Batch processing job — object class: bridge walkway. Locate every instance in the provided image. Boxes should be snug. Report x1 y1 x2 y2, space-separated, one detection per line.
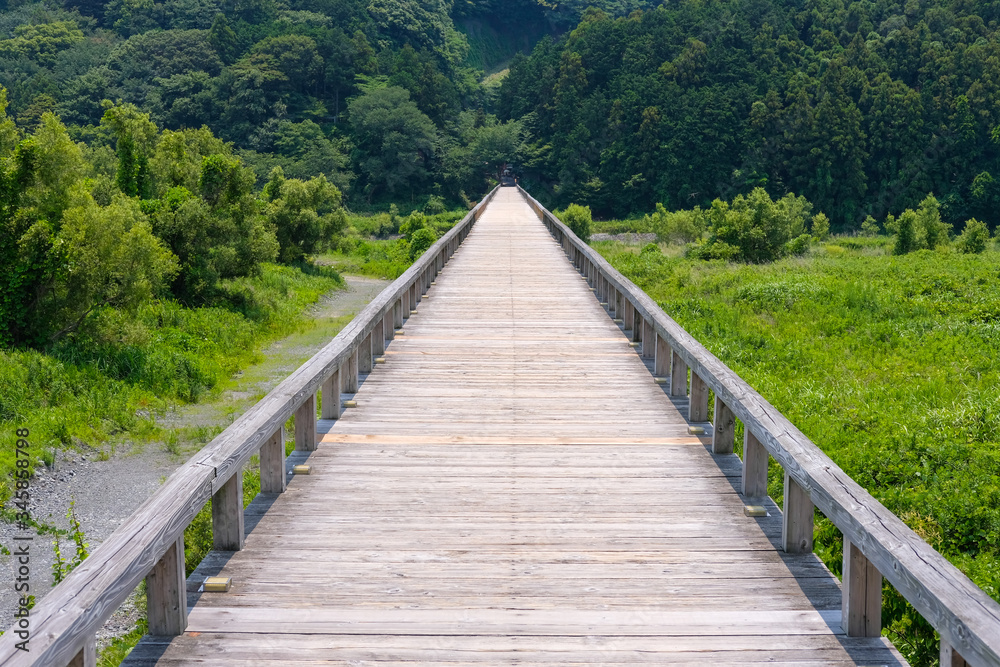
126 188 904 664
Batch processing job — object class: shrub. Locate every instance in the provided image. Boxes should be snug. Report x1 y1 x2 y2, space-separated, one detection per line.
956 218 990 254
646 203 702 244
696 188 810 263
893 210 918 255
860 216 880 236
409 227 438 259
560 203 592 243
811 212 830 240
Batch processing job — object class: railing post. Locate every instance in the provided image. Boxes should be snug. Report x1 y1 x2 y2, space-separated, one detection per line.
409 282 418 308
941 641 970 667
842 539 882 637
631 310 642 342
321 368 341 420
68 637 96 667
359 332 373 373
383 311 394 343
623 299 635 336
212 471 244 550
259 428 286 493
742 430 768 498
146 536 187 636
345 349 359 393
655 334 670 376
689 371 709 422
712 396 735 454
642 319 654 358
670 350 687 397
373 318 386 356
782 472 814 553
394 297 404 328
294 393 317 451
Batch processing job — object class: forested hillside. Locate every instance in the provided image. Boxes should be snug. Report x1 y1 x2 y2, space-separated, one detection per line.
499 0 1000 230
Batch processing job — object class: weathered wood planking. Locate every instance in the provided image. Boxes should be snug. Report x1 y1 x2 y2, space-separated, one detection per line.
122 188 904 666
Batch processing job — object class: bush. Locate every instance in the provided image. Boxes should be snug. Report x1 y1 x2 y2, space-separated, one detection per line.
695 188 811 263
560 203 592 243
956 218 990 254
811 212 830 240
893 210 918 255
646 203 702 244
409 227 438 259
860 215 880 236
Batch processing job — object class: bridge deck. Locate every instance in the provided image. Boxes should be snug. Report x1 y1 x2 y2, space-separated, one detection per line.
127 189 904 664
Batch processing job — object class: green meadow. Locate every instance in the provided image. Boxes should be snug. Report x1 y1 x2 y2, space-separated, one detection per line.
595 237 1000 664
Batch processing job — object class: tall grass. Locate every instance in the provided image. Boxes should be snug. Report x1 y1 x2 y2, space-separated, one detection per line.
597 239 1000 665
0 263 342 506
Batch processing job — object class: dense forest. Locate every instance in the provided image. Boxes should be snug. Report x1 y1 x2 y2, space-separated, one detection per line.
500 0 1000 231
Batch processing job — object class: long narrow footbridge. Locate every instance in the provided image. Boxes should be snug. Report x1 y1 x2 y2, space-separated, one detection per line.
4 188 1000 666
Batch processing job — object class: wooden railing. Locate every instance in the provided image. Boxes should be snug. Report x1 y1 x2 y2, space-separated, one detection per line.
0 186 500 667
519 186 1000 667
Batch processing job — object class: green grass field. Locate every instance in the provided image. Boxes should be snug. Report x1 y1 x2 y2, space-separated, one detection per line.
595 237 1000 664
0 263 343 507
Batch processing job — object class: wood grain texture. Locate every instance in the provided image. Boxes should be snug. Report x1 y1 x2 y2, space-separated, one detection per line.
211 472 244 551
712 395 735 455
783 471 814 555
519 186 1000 666
146 537 187 636
122 189 903 666
842 539 882 637
258 429 285 494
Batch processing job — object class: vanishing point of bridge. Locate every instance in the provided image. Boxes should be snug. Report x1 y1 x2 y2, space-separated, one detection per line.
3 188 999 666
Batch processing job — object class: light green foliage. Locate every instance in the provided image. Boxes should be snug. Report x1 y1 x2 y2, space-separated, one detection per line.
692 189 810 263
262 167 347 263
0 21 85 66
558 203 592 243
51 500 88 585
409 226 438 259
0 263 341 506
861 216 880 236
892 195 952 255
811 212 830 241
40 191 178 341
598 241 1000 667
956 218 990 254
645 203 702 244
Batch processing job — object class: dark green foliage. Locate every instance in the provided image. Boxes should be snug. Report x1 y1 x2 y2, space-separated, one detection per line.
408 226 437 259
499 0 1000 230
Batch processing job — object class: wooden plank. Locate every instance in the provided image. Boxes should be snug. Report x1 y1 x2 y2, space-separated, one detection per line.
842 539 882 637
783 471 814 554
689 371 708 422
294 393 316 452
712 396 735 454
146 536 187 636
258 429 285 494
742 430 769 499
320 368 340 420
211 471 244 551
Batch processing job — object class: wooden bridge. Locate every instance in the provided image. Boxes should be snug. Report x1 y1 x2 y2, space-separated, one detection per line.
3 188 1000 666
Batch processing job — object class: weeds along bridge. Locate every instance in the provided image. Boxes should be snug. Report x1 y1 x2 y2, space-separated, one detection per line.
4 187 1000 666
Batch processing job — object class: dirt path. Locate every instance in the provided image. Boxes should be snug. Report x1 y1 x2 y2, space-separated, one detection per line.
0 275 389 638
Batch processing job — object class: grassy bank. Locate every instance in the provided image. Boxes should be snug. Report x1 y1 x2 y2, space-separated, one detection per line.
316 209 466 279
0 263 343 507
595 237 1000 665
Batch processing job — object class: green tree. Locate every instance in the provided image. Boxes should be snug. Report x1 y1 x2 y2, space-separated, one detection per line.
347 86 437 200
559 203 592 243
956 218 990 254
261 167 347 263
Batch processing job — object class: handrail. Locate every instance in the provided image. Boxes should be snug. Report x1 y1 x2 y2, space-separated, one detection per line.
0 185 501 667
518 185 1000 667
